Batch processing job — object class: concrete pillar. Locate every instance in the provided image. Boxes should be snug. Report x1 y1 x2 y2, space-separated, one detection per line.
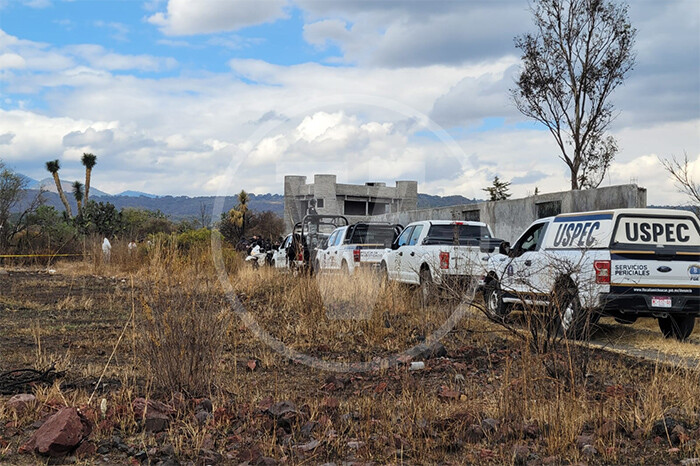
313 174 338 216
284 175 306 232
395 180 418 211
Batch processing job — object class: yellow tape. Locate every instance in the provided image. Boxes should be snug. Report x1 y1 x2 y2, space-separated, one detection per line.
0 254 86 258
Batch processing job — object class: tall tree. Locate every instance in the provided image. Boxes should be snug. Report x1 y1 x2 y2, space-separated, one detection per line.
81 153 97 202
237 190 249 238
45 159 73 217
483 176 512 201
72 181 84 216
512 0 636 190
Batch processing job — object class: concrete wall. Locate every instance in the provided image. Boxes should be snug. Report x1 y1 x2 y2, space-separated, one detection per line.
370 184 647 243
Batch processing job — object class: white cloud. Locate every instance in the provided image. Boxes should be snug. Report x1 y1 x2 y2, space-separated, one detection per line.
94 21 130 42
303 19 351 50
0 53 25 69
148 0 288 36
65 44 178 72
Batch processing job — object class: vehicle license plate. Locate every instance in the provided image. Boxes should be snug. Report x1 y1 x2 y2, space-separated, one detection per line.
651 296 672 308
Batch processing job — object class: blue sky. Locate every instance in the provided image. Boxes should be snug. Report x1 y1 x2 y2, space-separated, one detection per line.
0 0 698 205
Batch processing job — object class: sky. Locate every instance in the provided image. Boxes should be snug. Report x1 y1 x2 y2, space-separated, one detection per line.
0 0 698 205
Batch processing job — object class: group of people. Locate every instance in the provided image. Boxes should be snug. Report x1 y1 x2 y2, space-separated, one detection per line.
100 237 142 264
236 235 281 255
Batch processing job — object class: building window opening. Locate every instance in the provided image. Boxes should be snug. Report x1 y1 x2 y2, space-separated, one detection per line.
344 200 366 215
463 210 480 222
537 200 561 218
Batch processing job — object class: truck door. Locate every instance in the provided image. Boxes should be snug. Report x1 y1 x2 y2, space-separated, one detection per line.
323 230 340 270
503 221 550 296
401 225 424 284
387 226 414 281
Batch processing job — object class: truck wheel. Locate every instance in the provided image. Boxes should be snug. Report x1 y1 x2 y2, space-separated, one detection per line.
483 279 510 321
379 262 389 285
340 261 350 275
658 315 695 340
419 268 435 307
552 284 599 340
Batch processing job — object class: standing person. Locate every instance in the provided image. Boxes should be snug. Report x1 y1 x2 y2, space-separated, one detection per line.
102 237 112 264
307 198 318 215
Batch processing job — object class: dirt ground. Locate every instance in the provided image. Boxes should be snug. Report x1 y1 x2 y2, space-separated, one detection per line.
1 265 700 465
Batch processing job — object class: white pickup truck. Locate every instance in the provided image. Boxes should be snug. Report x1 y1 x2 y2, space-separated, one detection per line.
316 223 403 275
484 208 700 340
380 220 501 304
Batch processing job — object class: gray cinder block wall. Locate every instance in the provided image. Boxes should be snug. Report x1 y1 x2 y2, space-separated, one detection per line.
371 184 647 243
283 174 418 232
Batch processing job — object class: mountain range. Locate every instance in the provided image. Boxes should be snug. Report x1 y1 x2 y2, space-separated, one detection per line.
16 174 478 220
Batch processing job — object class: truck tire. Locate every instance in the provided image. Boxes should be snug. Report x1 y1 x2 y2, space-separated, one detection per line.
379 262 389 285
419 267 435 307
340 261 350 275
483 279 510 321
552 282 599 340
658 315 695 341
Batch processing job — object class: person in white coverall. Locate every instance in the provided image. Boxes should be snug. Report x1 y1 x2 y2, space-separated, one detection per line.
102 237 112 264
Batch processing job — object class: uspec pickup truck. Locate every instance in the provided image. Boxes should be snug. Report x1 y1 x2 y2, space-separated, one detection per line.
316 223 403 274
380 220 502 305
483 208 700 340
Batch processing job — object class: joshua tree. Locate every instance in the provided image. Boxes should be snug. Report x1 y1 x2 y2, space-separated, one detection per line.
45 159 72 217
81 153 97 202
237 190 249 237
72 181 84 215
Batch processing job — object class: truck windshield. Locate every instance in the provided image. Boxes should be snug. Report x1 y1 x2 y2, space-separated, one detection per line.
347 225 398 247
425 224 492 245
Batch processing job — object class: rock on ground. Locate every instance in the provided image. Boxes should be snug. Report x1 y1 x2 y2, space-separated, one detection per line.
6 393 36 415
20 407 92 456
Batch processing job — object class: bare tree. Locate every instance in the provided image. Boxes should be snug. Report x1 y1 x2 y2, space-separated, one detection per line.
512 0 636 190
0 161 44 249
198 201 211 228
661 153 700 214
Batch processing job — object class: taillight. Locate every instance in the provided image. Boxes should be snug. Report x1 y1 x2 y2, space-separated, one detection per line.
594 260 611 284
439 251 450 269
353 249 361 262
297 252 303 261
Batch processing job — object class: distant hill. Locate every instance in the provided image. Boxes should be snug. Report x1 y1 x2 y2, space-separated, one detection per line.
11 171 482 220
20 190 285 220
116 190 160 198
34 177 111 197
417 193 480 208
16 190 481 221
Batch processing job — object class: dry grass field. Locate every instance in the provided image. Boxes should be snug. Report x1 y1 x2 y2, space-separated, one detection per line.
1 241 700 465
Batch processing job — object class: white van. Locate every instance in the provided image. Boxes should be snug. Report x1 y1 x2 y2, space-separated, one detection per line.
484 208 700 340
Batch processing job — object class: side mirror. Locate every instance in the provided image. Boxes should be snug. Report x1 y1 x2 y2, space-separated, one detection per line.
499 241 511 256
391 240 400 250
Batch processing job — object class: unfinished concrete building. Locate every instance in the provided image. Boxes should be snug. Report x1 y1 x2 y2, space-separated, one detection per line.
284 174 418 232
